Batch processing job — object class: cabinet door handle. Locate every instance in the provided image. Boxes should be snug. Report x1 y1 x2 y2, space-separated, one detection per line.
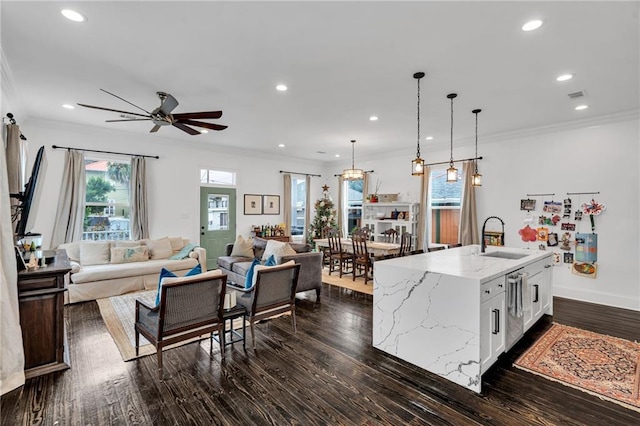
544 264 551 268
492 309 500 334
533 284 539 303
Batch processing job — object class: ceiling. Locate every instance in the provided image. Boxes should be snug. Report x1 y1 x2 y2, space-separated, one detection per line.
2 1 638 162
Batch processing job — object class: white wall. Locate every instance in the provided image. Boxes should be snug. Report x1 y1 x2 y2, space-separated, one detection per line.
323 116 640 311
22 118 324 247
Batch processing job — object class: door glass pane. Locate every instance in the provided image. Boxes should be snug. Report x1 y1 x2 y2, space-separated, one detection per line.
207 194 229 231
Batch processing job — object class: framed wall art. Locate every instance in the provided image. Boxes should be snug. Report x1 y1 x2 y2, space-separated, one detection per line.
262 195 280 215
244 194 262 215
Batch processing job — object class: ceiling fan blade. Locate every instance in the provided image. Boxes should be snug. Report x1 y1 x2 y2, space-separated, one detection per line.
172 122 201 135
150 125 162 133
158 93 179 115
172 111 223 120
100 88 151 114
177 119 228 131
77 103 150 118
105 118 152 122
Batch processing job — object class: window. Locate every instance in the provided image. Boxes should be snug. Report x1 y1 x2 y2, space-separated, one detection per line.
83 159 131 240
200 169 236 185
290 176 306 239
428 168 464 245
343 178 363 234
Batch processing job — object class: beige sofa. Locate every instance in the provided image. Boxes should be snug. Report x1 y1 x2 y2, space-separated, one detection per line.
59 237 206 304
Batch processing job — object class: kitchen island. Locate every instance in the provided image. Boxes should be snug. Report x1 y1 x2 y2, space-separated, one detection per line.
373 245 553 393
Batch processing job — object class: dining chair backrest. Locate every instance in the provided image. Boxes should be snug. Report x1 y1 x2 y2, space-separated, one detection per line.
351 230 369 259
399 232 412 256
327 228 343 254
381 228 398 244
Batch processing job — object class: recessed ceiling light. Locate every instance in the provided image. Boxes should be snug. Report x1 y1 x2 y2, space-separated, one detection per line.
61 9 87 23
369 116 378 121
276 84 287 91
335 154 340 158
522 20 542 31
278 144 285 148
199 129 209 134
575 105 589 111
556 74 573 82
62 104 75 110
425 136 434 140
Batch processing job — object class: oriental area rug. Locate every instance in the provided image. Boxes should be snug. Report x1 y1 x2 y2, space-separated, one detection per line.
514 323 640 412
97 290 244 361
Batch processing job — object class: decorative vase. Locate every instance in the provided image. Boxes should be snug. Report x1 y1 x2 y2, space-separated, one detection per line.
370 195 378 203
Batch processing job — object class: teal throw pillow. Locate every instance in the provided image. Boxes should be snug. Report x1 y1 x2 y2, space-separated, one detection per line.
155 264 202 306
265 254 277 266
244 258 261 289
168 243 197 260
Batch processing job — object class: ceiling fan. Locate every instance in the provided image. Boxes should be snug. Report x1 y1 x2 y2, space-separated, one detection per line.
78 89 228 135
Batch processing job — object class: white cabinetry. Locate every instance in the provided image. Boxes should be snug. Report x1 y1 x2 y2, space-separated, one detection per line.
480 276 506 374
523 258 551 331
362 202 419 243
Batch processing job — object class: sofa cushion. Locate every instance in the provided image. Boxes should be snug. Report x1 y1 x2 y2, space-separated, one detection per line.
110 246 149 264
289 242 311 253
147 237 173 260
155 264 202 306
168 236 185 253
114 240 140 248
58 241 80 262
231 260 254 277
70 258 198 284
230 235 254 258
217 255 248 271
262 240 297 262
80 241 112 266
252 237 269 260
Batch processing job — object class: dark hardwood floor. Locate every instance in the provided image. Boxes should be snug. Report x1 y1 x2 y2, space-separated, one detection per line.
2 285 639 425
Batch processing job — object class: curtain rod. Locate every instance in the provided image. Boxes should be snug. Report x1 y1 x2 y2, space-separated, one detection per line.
424 156 483 167
52 145 159 159
333 170 374 177
4 113 27 140
566 191 600 196
279 170 321 177
526 193 555 197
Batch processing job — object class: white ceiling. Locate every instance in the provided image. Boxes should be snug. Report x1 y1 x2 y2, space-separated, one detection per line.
2 1 638 162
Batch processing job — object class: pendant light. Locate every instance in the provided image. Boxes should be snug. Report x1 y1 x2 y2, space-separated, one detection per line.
472 108 483 187
446 93 458 182
411 72 426 176
342 139 364 180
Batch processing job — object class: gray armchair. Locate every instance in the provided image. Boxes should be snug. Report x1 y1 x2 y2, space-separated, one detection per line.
235 263 300 349
135 271 227 379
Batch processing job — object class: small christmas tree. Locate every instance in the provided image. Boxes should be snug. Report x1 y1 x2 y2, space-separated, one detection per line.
308 185 338 243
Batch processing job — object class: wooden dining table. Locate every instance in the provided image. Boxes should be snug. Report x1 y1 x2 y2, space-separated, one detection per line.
313 238 401 257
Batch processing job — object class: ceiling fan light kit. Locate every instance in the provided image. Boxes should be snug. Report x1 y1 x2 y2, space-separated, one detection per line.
411 71 426 176
78 89 227 135
446 93 459 183
343 139 364 181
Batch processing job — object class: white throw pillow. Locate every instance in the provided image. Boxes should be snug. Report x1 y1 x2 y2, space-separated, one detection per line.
79 241 111 266
110 246 149 264
58 241 80 262
252 260 296 287
230 235 254 258
261 240 297 262
169 236 185 253
147 237 173 260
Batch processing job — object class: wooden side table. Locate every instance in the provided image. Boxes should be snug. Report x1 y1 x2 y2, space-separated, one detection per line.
17 249 71 379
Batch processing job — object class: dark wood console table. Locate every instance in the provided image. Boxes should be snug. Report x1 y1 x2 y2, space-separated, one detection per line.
17 249 71 379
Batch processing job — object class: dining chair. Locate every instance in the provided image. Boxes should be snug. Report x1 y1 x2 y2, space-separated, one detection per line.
381 228 398 244
398 232 413 257
235 263 300 349
352 230 373 284
135 271 227 380
327 228 353 278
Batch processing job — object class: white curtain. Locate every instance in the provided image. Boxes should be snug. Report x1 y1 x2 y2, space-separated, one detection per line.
459 161 480 245
304 175 311 242
283 174 292 237
130 156 149 240
336 176 344 237
50 150 86 248
417 166 430 251
5 124 27 234
1 125 25 395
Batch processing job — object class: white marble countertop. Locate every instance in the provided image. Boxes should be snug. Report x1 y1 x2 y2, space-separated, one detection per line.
377 245 551 283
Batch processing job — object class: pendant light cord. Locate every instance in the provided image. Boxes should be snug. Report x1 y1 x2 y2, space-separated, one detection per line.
351 140 356 169
416 78 421 158
474 111 479 172
449 96 454 165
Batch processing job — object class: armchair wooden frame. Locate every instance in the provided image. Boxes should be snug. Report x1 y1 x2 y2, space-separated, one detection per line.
135 273 227 380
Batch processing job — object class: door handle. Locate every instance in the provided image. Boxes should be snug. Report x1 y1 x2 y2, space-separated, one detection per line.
492 309 500 334
201 232 205 236
201 226 205 230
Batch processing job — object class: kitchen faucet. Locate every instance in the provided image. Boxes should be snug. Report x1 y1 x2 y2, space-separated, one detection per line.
481 216 505 253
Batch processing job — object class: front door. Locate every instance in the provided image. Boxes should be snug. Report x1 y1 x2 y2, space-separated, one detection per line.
200 187 236 269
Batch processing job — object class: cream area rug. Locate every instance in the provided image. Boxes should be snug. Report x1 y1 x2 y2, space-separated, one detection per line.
322 269 373 295
515 323 640 413
97 290 244 361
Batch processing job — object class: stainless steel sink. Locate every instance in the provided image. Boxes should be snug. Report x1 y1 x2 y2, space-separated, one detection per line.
481 251 529 260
